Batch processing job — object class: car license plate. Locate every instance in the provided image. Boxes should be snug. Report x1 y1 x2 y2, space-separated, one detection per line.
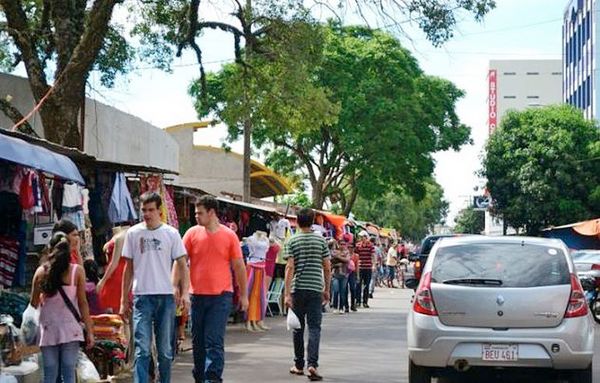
482 344 519 361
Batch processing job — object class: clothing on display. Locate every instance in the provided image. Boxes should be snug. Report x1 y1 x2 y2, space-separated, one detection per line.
269 217 290 241
246 265 266 322
140 175 179 228
246 232 269 265
62 182 85 231
108 172 138 224
0 236 19 287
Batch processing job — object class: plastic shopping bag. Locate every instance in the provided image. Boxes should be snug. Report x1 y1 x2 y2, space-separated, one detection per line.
286 309 301 331
77 351 101 383
20 304 40 346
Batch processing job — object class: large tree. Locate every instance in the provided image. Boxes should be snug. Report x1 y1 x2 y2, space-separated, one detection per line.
0 0 134 147
352 181 449 241
194 23 471 213
482 105 600 235
153 0 495 201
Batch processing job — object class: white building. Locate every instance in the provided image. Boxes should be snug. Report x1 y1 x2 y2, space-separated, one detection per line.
0 73 179 173
563 0 597 119
485 60 563 235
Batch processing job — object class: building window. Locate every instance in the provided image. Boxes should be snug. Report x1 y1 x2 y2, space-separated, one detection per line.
503 96 517 99
526 96 540 99
503 72 516 75
526 72 540 75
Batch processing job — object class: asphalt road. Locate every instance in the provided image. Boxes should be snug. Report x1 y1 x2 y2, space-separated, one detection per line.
168 287 600 383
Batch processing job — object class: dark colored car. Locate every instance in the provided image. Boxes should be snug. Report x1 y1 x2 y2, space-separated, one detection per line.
414 234 465 281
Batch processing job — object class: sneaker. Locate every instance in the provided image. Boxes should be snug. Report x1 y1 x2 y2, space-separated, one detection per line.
363 303 370 308
338 309 344 315
344 308 349 313
350 306 357 312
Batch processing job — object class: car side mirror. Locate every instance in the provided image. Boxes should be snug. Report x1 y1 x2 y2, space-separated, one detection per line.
405 278 419 290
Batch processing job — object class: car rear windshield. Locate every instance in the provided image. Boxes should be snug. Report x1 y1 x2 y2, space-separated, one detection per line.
431 243 570 288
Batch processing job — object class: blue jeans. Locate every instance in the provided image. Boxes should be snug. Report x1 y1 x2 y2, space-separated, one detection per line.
190 292 233 383
133 294 176 383
345 272 357 309
41 341 79 383
331 274 348 310
292 289 323 369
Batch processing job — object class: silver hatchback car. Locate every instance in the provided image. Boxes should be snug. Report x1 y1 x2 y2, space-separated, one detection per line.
407 236 594 383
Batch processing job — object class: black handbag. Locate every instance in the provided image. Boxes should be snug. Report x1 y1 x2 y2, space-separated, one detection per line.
58 286 87 347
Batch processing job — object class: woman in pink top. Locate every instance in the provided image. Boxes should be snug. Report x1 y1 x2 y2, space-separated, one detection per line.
30 232 94 383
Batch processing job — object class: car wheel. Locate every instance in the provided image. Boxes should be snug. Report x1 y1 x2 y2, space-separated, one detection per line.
568 364 592 383
409 359 431 383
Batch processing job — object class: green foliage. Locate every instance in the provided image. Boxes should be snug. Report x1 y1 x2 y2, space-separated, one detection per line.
352 181 449 241
281 191 312 208
454 208 485 234
0 1 136 87
482 105 600 235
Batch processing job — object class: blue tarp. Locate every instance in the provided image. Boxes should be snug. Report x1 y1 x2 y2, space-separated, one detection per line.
0 132 84 184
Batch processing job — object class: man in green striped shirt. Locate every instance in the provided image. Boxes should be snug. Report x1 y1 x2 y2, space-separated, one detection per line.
284 208 332 381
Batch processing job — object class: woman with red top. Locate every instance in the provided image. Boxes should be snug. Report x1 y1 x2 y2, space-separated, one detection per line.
52 219 82 266
96 226 129 314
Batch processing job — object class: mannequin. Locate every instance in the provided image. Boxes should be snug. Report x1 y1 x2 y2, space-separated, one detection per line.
245 230 270 332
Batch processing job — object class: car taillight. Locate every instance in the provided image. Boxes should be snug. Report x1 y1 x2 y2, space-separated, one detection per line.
565 273 588 318
592 264 600 271
413 272 437 316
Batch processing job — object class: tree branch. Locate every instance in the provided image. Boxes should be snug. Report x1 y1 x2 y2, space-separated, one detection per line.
0 0 49 100
58 0 119 98
0 97 38 137
272 137 317 186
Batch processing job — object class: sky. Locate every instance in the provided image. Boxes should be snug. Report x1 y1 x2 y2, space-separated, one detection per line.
86 0 567 223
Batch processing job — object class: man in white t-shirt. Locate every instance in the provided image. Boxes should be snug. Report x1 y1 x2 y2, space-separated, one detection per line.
120 192 189 383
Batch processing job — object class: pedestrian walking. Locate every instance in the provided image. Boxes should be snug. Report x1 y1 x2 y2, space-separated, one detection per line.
30 232 94 383
119 192 190 383
284 208 332 381
345 243 359 312
330 240 350 314
386 242 398 288
355 231 375 308
182 195 249 383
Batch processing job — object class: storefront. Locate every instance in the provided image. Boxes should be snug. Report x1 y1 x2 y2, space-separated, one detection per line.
0 129 178 379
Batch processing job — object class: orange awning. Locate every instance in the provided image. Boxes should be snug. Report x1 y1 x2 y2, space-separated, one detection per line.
573 218 600 236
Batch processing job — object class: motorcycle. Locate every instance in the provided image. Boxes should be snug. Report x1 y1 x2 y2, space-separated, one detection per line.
579 274 600 324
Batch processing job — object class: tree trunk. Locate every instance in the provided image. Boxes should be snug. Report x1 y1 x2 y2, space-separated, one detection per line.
343 185 359 216
242 118 252 202
39 91 83 149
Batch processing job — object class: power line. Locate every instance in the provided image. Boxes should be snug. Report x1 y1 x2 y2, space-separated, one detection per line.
456 18 562 37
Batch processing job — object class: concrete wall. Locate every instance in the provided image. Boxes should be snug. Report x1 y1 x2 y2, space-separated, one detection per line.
167 125 243 196
0 73 178 172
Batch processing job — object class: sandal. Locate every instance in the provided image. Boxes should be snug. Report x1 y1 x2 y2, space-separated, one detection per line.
307 367 323 381
289 366 304 375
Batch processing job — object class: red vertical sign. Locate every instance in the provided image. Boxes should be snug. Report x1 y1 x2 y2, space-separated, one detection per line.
488 69 497 135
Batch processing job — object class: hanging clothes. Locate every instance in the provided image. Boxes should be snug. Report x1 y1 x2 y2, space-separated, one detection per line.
108 172 138 224
0 236 19 287
51 179 64 220
62 182 85 231
140 174 168 224
164 185 178 229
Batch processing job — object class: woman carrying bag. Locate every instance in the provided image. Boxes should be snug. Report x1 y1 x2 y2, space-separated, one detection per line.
29 232 94 383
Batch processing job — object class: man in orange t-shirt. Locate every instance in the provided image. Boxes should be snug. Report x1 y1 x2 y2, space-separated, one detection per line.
183 195 248 383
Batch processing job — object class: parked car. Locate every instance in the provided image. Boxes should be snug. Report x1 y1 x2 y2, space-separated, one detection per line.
407 236 594 383
572 249 600 275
